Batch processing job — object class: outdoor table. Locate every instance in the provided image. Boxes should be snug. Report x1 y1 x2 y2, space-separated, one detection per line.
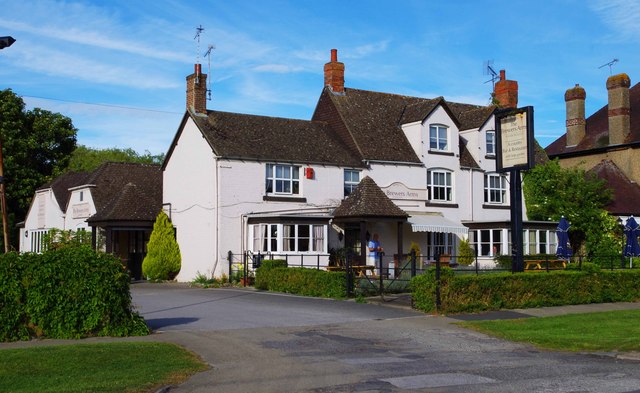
524 260 567 270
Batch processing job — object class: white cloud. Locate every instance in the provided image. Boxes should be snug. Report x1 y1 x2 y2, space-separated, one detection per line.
11 44 180 89
0 18 189 63
589 0 640 40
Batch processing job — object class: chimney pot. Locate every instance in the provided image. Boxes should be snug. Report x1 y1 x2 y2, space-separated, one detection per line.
565 84 586 146
499 69 506 81
607 73 631 145
324 49 345 94
186 64 207 114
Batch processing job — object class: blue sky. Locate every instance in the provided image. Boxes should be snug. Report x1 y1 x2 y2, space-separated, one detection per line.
1 0 639 155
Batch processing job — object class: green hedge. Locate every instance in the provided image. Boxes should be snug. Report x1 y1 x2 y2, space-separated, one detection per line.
0 246 149 341
411 268 640 314
255 263 346 299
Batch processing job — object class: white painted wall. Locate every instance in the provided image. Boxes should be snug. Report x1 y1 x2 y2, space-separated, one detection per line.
20 189 65 252
64 188 94 231
163 117 217 281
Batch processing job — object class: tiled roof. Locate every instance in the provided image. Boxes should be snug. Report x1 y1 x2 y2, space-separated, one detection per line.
459 137 480 169
84 162 162 224
546 82 640 156
38 171 89 210
588 160 640 215
192 110 363 167
185 87 497 168
455 105 495 131
332 176 408 219
319 88 424 162
88 182 159 222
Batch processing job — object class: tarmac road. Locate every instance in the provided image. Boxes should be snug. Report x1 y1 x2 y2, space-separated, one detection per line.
130 283 640 393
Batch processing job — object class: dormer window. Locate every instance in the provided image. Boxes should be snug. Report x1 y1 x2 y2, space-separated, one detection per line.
486 130 496 156
429 125 448 151
266 164 300 195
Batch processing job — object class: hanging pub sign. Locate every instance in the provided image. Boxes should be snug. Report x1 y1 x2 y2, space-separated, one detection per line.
495 106 535 172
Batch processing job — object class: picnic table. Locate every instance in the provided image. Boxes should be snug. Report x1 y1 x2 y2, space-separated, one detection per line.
524 259 567 270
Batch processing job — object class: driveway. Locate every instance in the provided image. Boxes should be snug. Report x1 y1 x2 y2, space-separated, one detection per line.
131 283 640 392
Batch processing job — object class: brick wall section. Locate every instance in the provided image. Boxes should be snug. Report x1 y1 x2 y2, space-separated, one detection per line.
607 73 631 145
565 84 586 146
494 70 518 109
323 49 345 93
186 64 208 114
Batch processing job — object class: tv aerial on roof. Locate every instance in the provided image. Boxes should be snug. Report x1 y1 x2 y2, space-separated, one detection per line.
483 60 498 86
204 44 215 101
598 58 619 75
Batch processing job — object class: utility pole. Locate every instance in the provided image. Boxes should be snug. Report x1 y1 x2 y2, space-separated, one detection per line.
1 36 15 252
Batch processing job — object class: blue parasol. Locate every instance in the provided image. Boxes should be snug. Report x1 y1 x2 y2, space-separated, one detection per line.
556 216 572 260
624 216 640 268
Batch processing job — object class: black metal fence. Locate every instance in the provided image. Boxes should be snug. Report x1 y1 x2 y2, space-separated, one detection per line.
226 250 638 297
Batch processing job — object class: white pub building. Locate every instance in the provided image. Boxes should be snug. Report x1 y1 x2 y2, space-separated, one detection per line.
163 50 556 281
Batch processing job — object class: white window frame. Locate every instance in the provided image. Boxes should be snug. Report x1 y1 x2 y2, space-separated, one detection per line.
427 169 453 202
265 164 300 195
486 130 496 156
250 223 327 254
344 169 360 197
429 124 449 151
484 173 507 204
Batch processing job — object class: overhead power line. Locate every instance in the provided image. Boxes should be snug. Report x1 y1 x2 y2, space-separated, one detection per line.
20 94 183 115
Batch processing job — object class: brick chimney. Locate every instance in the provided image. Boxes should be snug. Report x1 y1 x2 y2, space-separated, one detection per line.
606 73 631 145
493 70 518 109
186 64 208 115
565 84 586 146
324 49 345 94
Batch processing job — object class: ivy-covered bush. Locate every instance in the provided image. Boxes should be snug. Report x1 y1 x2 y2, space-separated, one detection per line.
256 264 346 299
0 252 28 341
142 211 181 280
0 246 149 342
411 268 640 314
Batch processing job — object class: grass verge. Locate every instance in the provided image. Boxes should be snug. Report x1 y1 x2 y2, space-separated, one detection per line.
459 310 640 352
0 341 208 393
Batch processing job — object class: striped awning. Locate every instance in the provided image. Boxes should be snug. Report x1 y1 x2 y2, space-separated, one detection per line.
409 214 468 235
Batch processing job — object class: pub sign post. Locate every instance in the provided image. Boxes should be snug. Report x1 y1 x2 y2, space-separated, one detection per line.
495 106 535 273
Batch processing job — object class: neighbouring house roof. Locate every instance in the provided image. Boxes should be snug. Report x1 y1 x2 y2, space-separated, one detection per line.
190 110 363 167
546 82 640 156
588 160 640 216
37 171 89 210
83 162 162 225
332 176 408 220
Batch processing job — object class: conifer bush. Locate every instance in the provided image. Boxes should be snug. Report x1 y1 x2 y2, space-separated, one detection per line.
142 212 181 280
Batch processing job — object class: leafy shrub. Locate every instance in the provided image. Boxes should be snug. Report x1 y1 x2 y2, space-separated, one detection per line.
255 266 346 298
457 238 475 266
142 212 181 280
0 253 28 341
0 246 149 341
42 228 92 251
411 269 640 314
261 259 288 269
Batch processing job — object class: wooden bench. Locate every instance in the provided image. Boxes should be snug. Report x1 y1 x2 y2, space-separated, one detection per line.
525 259 567 270
352 265 376 277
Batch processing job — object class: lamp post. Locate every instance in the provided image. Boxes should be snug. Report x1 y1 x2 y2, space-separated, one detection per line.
0 36 15 252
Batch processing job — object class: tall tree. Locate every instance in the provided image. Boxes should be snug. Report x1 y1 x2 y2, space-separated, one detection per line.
66 145 164 172
523 159 616 255
0 89 77 248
